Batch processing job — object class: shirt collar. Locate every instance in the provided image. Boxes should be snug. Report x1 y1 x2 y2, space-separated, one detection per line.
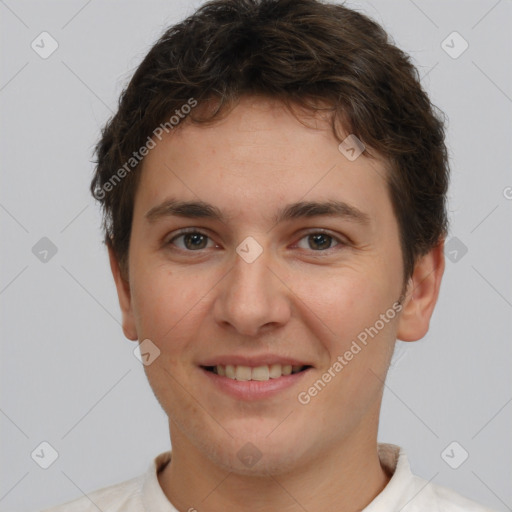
141 450 176 511
364 443 440 512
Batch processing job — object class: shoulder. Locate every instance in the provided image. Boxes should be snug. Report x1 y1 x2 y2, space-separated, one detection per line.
428 480 496 512
372 444 496 512
41 474 144 512
41 451 173 512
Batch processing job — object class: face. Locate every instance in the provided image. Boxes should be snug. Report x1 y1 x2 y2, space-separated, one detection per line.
110 96 442 475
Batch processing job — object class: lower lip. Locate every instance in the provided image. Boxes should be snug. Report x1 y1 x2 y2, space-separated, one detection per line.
199 367 312 400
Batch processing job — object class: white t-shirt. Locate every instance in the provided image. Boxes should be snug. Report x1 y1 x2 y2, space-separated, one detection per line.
42 443 495 511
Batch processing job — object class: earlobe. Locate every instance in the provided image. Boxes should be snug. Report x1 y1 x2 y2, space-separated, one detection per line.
396 240 445 342
108 245 138 341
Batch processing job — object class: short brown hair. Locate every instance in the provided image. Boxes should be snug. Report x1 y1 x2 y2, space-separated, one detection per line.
91 0 449 285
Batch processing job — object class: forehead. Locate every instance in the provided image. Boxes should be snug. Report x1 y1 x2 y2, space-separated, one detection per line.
135 97 392 227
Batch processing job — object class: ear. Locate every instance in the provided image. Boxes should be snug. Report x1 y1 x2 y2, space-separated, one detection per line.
397 240 445 342
108 245 138 341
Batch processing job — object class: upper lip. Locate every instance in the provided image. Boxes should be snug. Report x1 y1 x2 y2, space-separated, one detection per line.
198 355 313 367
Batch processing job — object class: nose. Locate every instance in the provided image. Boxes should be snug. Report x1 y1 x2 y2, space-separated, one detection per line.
213 244 292 337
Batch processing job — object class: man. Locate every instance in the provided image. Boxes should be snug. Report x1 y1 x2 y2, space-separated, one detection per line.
44 0 495 510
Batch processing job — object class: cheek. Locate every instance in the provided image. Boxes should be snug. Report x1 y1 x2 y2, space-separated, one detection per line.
130 262 203 350
293 264 399 407
298 279 398 426
291 265 392 345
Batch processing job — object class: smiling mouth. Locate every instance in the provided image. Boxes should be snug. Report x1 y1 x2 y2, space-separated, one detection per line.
201 364 312 381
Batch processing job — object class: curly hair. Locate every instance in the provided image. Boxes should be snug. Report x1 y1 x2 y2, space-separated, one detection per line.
91 0 449 284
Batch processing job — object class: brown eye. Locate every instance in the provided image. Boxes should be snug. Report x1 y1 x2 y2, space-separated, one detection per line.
309 233 333 250
295 231 344 252
169 231 214 251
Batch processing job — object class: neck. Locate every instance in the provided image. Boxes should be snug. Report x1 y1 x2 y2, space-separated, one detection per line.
158 418 391 511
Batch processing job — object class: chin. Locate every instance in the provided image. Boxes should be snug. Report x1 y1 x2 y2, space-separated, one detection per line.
211 443 305 477
198 423 312 477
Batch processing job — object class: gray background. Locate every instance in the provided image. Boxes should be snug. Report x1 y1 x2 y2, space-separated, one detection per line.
1 1 511 510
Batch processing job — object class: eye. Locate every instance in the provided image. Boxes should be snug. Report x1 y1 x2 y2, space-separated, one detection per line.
295 231 343 251
166 229 346 253
167 230 216 251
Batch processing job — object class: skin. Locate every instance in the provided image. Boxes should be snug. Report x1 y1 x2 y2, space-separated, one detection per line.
109 96 445 512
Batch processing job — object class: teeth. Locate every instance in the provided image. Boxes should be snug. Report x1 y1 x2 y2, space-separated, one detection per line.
269 363 282 379
235 365 252 381
252 365 270 381
225 365 236 379
213 363 305 381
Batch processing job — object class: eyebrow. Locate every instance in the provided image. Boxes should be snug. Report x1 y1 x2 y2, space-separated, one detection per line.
145 198 371 226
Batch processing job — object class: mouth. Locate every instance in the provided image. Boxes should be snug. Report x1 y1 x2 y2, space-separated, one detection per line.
201 363 313 381
197 356 315 400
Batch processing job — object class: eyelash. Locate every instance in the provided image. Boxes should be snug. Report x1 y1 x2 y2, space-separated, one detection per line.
165 228 347 254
